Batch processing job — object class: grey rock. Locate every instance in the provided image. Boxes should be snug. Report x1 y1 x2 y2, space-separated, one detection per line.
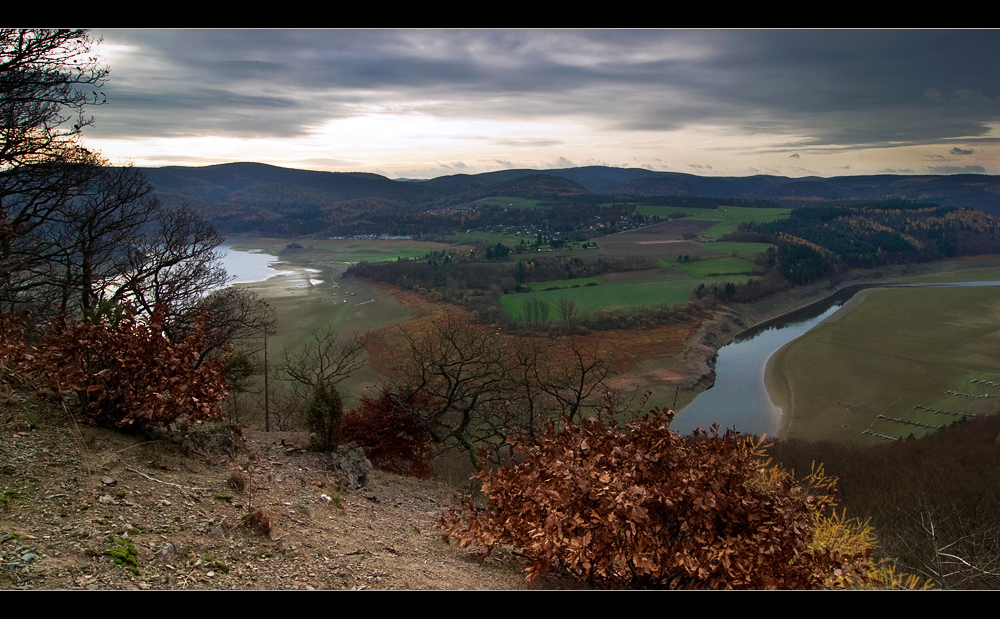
182 422 242 457
155 542 179 563
329 442 371 490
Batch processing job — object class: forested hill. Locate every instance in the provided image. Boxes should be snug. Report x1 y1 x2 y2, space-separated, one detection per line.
732 202 1000 286
137 162 1000 237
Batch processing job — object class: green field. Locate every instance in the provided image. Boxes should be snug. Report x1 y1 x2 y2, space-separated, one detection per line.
771 284 1000 446
502 275 751 322
700 241 776 257
473 196 541 209
669 256 757 277
636 206 791 239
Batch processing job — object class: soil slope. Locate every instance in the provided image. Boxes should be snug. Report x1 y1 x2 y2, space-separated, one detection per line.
0 393 580 590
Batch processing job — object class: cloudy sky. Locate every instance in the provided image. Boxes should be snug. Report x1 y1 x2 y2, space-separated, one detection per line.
82 29 1000 179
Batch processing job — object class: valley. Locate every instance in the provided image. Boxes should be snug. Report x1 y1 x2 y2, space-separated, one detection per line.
222 224 1000 445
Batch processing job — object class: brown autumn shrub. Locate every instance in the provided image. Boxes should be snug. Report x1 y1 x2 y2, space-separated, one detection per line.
242 508 273 537
437 408 870 589
342 393 435 479
36 306 231 430
0 312 30 386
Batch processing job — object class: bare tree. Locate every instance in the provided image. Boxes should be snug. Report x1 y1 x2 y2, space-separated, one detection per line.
1 30 108 308
39 162 159 316
532 335 618 423
383 312 510 470
183 286 277 364
0 29 107 169
883 497 1000 589
558 296 577 325
376 314 629 469
280 325 368 401
115 205 228 323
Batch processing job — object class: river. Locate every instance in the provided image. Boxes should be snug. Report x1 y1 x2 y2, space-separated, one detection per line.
672 280 1000 437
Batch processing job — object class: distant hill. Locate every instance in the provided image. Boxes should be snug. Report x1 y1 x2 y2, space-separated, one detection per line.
136 162 1000 236
141 162 429 204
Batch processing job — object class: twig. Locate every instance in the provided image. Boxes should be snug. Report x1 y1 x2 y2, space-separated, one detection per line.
56 383 93 475
100 440 163 467
332 549 365 558
126 466 212 491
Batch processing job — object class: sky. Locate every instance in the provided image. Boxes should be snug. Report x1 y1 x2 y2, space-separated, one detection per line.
81 29 1000 180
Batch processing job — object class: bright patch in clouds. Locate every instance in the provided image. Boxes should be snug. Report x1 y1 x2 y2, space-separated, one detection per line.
84 29 1000 178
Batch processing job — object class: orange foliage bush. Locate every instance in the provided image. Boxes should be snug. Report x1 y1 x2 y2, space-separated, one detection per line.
437 409 868 589
0 311 30 377
342 393 435 479
36 306 230 429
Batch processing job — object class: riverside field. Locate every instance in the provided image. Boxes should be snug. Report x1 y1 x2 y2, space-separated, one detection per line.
769 279 1000 445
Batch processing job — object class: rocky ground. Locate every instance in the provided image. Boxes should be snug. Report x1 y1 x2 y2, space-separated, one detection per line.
0 391 581 590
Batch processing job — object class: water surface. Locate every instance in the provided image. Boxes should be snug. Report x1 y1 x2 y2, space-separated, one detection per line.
217 244 292 285
672 280 1000 437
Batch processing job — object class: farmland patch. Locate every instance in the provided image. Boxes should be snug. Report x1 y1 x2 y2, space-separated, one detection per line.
501 275 751 322
772 284 1000 446
596 266 691 284
673 256 757 277
636 205 791 239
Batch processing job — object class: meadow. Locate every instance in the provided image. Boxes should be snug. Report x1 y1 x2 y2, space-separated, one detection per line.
770 281 1000 446
226 237 462 407
669 256 757 277
501 274 752 322
502 209 776 324
635 205 792 238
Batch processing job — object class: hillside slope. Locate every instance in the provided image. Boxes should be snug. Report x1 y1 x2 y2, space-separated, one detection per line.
0 393 579 590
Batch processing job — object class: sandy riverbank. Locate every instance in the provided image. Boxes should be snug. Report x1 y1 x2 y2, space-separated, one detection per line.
724 257 1000 443
765 279 1000 445
764 288 877 441
235 262 326 297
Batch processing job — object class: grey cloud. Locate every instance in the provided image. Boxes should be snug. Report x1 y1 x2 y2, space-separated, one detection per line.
927 165 987 174
89 29 1000 154
950 147 975 155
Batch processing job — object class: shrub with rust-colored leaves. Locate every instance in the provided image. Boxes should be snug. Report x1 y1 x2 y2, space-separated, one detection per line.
37 306 230 430
342 393 435 479
437 409 869 589
0 312 30 384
